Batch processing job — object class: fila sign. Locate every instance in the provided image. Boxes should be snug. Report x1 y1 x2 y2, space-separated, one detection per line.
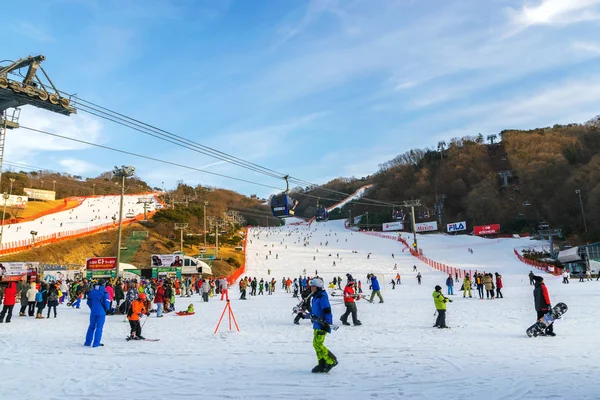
447 221 467 233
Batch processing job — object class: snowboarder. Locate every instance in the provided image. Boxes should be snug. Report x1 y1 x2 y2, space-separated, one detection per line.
533 276 555 336
416 272 422 285
433 285 452 329
413 265 417 272
390 279 396 289
309 278 338 373
340 281 361 326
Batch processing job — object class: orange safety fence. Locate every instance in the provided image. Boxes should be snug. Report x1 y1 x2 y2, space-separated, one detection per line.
227 226 250 285
0 210 157 256
513 249 561 276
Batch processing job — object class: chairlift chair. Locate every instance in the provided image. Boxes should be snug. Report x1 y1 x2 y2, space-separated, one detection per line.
270 175 297 218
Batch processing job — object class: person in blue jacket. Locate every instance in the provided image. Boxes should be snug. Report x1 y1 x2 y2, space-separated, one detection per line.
310 278 338 373
85 279 110 347
446 274 454 295
368 274 384 303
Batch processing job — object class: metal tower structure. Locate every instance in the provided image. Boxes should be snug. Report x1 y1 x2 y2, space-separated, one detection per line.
401 199 421 250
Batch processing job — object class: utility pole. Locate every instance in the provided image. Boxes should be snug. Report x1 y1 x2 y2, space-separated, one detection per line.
93 183 96 196
435 194 446 231
215 221 220 259
52 180 56 192
538 229 562 259
366 212 369 230
30 230 38 248
137 197 152 220
204 201 208 247
113 165 135 279
174 223 188 254
0 177 15 249
402 199 422 250
575 189 588 233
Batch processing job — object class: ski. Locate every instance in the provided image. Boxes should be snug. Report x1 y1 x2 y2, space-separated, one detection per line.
126 337 160 342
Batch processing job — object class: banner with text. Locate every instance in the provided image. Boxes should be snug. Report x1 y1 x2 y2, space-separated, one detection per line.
474 224 500 235
24 188 56 201
382 221 404 231
447 221 467 233
0 262 27 276
86 257 117 270
415 221 438 232
151 254 183 267
5 195 28 209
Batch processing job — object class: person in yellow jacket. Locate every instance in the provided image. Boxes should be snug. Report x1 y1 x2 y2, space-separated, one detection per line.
463 274 472 298
433 285 452 329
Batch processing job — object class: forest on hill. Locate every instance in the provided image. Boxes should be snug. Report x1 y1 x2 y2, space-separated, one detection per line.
294 122 600 242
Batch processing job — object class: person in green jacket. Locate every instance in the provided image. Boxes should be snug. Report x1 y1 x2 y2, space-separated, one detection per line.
462 274 472 298
433 285 452 328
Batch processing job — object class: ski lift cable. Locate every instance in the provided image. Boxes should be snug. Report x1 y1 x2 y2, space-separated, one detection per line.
75 104 284 180
18 126 286 192
67 95 413 209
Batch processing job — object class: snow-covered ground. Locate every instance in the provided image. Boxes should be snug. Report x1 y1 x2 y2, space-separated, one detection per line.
326 184 373 212
1 194 160 248
2 219 599 399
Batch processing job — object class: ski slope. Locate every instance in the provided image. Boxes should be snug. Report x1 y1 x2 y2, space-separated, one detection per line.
0 194 161 249
2 219 599 399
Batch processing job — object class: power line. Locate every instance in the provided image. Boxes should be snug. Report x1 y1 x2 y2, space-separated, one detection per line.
69 95 401 207
19 125 286 192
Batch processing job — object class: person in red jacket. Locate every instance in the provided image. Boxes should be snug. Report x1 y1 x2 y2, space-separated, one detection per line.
495 272 504 299
339 281 361 326
154 283 165 318
0 282 17 323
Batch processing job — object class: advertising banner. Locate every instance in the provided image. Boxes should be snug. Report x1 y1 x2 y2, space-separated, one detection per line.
86 257 117 270
152 267 182 279
151 254 183 267
474 224 501 235
382 221 404 231
4 195 28 209
447 221 467 233
24 188 56 201
0 262 27 276
415 221 438 232
86 270 117 280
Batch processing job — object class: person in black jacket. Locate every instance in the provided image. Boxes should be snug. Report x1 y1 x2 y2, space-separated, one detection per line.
533 276 555 336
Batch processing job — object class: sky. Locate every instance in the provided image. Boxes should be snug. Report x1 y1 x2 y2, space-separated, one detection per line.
3 0 600 197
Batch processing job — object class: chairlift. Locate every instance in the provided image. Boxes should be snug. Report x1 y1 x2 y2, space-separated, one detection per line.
315 207 328 222
523 201 531 207
270 175 298 218
538 221 550 230
125 212 135 218
392 209 404 221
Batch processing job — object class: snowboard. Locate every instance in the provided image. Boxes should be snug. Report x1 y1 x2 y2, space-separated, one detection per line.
310 315 339 332
526 302 568 337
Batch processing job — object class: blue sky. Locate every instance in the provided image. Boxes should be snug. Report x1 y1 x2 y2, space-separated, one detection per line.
4 0 600 197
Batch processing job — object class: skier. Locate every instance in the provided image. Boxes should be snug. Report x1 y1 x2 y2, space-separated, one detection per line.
416 272 422 285
84 279 110 347
528 271 535 286
462 274 472 298
413 265 417 272
340 280 361 326
127 293 147 340
433 285 452 329
495 273 504 299
562 270 570 284
368 274 383 303
533 276 555 336
389 279 396 290
446 274 454 296
309 278 338 373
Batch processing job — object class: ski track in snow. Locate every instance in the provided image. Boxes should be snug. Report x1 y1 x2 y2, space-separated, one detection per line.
1 212 599 399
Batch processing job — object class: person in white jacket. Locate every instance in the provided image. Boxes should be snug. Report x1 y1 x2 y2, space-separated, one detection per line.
562 270 569 284
219 278 229 301
26 283 38 317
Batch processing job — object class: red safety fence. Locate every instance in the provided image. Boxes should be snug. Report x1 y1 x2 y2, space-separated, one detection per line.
513 249 561 275
227 226 250 285
360 231 471 278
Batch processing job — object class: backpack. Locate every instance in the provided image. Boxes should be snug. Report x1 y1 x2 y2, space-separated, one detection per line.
35 290 45 302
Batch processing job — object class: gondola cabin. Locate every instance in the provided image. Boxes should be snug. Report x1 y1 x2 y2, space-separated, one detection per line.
315 207 328 221
271 193 296 218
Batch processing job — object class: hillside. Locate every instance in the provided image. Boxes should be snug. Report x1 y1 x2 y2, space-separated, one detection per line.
295 124 600 242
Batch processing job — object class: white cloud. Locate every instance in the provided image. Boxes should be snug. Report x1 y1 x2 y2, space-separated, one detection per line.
507 0 600 30
573 41 600 54
11 22 55 42
58 159 99 175
6 107 104 160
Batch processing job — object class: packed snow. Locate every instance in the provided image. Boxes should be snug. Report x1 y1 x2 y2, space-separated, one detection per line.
1 218 598 399
326 184 373 212
0 194 161 248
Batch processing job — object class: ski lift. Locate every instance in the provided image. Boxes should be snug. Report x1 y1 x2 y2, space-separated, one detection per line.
392 209 404 221
523 201 531 207
315 207 328 222
270 175 297 218
538 221 550 230
125 212 135 218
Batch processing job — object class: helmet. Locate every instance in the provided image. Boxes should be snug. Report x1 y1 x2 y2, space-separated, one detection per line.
138 293 147 301
435 285 442 291
309 278 324 288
